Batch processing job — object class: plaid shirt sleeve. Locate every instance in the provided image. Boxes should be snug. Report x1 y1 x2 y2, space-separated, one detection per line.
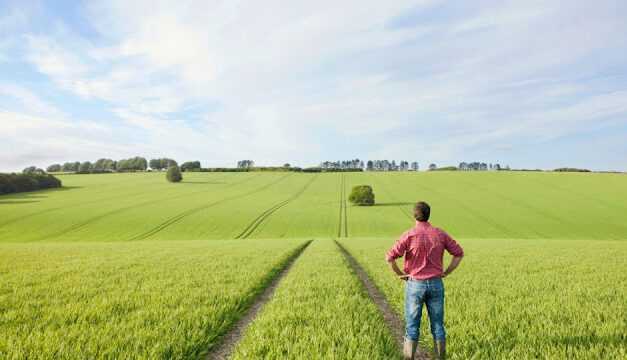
386 231 410 262
442 231 464 257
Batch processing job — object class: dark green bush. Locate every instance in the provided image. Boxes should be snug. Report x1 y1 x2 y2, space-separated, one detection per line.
166 165 183 182
349 185 375 206
0 173 62 195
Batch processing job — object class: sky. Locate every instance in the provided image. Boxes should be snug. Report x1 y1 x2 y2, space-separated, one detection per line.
1 0 627 172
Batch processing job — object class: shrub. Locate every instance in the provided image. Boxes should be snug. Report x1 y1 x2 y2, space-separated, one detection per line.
348 185 375 206
0 173 62 195
166 165 183 183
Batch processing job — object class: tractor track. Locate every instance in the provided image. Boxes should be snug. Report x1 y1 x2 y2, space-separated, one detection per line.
1 188 155 228
205 240 312 360
451 177 564 238
379 174 517 238
532 175 627 213
369 173 413 220
336 173 348 238
235 174 318 239
129 173 293 241
335 240 430 360
0 174 192 227
30 174 261 241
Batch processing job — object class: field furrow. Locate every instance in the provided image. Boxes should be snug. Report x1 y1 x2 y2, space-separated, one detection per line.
244 174 339 239
0 173 190 226
230 239 401 359
0 173 261 241
206 240 312 359
337 173 348 238
377 173 523 238
335 240 431 359
129 173 293 240
235 175 318 239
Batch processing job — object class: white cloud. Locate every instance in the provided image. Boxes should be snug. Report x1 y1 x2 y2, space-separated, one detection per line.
3 0 627 170
0 84 65 118
0 109 128 171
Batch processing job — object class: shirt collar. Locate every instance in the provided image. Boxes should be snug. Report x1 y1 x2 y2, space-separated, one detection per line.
415 221 431 228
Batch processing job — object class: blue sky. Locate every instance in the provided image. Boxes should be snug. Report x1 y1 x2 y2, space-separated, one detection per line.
1 0 626 171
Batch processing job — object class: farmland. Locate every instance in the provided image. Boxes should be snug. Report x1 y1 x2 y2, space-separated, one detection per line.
0 239 308 358
1 171 626 359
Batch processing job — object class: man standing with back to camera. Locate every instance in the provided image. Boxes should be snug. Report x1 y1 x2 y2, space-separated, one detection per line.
386 201 464 360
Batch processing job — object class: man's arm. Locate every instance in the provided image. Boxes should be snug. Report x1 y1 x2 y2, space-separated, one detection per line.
388 259 410 280
386 232 409 281
442 255 463 277
441 231 464 277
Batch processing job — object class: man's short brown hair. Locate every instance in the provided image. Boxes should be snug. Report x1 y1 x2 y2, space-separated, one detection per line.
414 201 430 222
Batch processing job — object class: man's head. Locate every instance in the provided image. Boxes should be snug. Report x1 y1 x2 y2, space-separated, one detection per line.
414 201 430 222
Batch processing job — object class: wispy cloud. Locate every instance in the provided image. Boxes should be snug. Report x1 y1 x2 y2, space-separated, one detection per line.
1 0 626 171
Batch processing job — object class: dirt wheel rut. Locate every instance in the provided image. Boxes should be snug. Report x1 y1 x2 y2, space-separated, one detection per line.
205 240 312 360
335 240 430 360
235 174 318 239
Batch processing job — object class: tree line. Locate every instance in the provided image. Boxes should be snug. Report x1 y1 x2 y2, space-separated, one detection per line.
0 173 62 195
458 162 509 171
36 157 595 175
319 159 420 171
44 157 202 174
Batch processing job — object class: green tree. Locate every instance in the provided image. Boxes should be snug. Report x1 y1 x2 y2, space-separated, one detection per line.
166 165 183 182
180 161 201 171
62 162 79 172
93 158 115 171
46 164 62 172
79 162 93 173
23 166 44 174
348 185 375 206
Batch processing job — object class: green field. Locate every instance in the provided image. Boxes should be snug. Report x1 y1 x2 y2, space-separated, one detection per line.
1 171 626 359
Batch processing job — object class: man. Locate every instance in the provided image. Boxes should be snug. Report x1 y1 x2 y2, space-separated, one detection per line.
386 201 464 360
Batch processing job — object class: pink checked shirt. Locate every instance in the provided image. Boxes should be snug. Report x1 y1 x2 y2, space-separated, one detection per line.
386 221 464 280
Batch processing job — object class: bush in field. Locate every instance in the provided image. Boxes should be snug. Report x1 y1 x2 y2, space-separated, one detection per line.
166 165 183 183
348 185 375 206
0 173 62 195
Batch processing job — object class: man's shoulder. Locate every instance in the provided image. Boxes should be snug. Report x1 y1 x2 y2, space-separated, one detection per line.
431 226 452 240
420 225 448 239
399 228 414 239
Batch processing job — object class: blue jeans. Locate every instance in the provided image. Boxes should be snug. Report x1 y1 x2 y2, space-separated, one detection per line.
404 277 446 341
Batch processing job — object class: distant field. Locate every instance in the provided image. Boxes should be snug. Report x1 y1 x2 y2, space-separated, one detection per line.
1 171 626 241
1 171 625 359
